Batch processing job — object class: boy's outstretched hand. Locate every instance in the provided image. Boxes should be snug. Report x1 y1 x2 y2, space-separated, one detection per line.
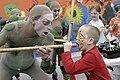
63 41 72 52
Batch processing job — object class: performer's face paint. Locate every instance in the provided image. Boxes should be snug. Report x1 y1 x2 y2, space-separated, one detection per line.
76 27 88 53
52 8 60 18
14 12 21 17
90 9 99 21
11 9 21 17
34 13 54 37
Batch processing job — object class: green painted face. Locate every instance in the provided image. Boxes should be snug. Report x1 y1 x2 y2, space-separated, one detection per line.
4 4 18 17
9 9 22 22
9 15 22 22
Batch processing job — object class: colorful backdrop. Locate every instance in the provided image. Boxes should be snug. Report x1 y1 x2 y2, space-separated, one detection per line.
0 0 119 19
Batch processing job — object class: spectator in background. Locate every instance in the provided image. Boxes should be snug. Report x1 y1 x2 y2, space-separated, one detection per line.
108 4 120 80
89 5 108 49
8 8 23 23
45 0 69 80
108 4 120 42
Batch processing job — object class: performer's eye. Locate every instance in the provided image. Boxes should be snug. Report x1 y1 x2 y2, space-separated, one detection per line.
34 16 41 20
43 20 50 25
53 9 60 12
16 13 21 16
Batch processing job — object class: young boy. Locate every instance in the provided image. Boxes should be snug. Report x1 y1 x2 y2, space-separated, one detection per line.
61 24 112 80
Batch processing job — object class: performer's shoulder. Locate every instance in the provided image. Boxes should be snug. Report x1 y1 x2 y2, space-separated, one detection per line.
4 20 25 31
4 23 15 31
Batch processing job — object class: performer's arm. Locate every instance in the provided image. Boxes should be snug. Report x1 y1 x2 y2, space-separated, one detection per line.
0 24 10 46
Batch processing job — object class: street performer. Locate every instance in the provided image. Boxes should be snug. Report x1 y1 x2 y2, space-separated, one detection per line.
0 5 54 80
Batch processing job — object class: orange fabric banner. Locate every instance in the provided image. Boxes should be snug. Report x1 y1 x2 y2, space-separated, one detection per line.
0 0 117 19
0 0 71 19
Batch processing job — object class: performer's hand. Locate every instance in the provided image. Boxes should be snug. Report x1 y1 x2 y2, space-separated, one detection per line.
63 41 72 52
37 47 52 59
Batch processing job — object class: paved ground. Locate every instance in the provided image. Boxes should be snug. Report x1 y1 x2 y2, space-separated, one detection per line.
12 57 66 80
12 52 120 80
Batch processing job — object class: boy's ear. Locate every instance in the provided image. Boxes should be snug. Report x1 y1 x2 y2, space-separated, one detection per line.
88 37 94 44
30 16 35 25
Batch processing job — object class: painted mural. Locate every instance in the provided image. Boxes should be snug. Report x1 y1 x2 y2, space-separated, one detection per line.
0 0 119 20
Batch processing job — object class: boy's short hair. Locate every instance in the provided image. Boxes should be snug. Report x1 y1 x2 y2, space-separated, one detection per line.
84 24 100 44
115 4 120 12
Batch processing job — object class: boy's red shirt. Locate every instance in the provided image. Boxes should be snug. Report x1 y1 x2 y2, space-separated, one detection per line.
61 46 112 80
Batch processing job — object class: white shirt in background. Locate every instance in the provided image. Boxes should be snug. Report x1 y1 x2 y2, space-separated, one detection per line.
89 19 106 46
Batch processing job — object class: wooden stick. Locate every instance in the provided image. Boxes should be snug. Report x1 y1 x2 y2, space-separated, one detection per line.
0 44 76 52
54 39 68 42
68 0 75 41
68 23 73 41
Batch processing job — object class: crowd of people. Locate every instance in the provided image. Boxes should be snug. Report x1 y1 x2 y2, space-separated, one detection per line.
0 0 120 80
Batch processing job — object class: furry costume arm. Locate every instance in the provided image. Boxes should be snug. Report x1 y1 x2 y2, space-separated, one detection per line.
40 33 55 74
